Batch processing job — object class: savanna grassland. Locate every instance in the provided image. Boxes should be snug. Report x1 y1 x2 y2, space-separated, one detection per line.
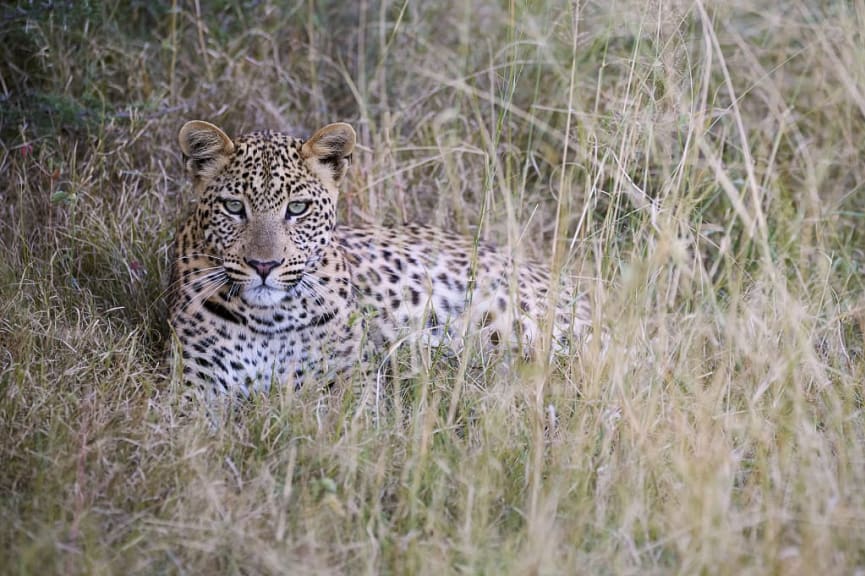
2 1 865 574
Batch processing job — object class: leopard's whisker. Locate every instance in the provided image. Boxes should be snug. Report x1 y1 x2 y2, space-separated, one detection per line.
298 275 329 307
178 270 228 292
159 267 228 302
176 269 229 298
187 276 230 313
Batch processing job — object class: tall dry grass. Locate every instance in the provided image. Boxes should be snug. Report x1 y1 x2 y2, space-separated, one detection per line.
2 0 865 573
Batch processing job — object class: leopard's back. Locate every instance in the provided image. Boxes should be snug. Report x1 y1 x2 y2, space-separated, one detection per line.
336 223 590 354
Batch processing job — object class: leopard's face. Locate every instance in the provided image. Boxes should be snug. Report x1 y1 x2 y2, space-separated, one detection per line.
177 121 355 308
196 134 337 307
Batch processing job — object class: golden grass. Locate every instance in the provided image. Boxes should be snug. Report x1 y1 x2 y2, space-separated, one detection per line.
2 0 865 573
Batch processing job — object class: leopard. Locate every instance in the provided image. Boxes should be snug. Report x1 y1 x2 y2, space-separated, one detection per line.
169 120 591 399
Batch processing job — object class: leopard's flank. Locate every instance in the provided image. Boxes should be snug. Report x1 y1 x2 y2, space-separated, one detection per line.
170 120 590 398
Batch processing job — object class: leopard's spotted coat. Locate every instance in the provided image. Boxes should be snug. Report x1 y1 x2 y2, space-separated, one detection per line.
170 121 589 398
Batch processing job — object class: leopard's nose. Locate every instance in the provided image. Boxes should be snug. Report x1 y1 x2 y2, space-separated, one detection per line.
245 258 283 280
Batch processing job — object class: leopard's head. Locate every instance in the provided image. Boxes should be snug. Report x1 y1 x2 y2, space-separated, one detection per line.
177 120 355 307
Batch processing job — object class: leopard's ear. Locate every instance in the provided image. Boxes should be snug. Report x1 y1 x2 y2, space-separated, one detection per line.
178 120 235 181
301 122 356 186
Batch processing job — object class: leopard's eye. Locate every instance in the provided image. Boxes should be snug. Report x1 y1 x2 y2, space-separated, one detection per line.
286 200 311 218
223 199 245 215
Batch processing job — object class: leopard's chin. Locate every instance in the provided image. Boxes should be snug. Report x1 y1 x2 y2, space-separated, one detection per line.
241 285 286 307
